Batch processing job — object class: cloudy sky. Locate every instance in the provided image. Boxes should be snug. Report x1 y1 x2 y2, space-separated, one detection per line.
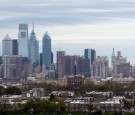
0 0 135 64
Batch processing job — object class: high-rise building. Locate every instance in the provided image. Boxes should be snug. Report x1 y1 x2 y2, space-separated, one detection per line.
28 24 39 66
10 55 22 79
91 56 108 78
84 49 96 64
12 39 18 55
2 35 13 78
2 55 10 78
57 51 65 78
112 50 127 77
42 31 51 70
18 24 28 57
2 35 13 56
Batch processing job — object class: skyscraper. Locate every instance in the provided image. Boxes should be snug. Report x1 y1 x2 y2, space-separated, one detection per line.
84 49 96 64
18 24 28 57
2 35 13 56
28 24 39 66
42 31 51 70
12 39 18 55
57 51 65 78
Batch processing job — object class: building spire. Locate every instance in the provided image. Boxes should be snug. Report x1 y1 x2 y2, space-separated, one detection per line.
112 48 115 57
33 22 34 32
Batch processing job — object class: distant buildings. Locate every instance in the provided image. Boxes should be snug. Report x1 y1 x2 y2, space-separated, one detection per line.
0 23 135 81
111 49 131 77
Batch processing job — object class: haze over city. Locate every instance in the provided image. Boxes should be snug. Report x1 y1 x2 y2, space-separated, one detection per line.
0 0 135 63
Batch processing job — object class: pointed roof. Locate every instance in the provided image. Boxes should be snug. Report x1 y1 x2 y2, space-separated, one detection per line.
30 23 36 37
4 34 12 40
43 31 51 40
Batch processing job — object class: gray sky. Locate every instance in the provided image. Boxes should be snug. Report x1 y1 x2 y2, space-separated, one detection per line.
0 0 135 64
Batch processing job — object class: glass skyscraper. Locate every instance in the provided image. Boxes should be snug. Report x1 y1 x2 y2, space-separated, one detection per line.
18 24 28 57
42 31 51 70
84 49 96 64
28 24 39 66
2 35 13 56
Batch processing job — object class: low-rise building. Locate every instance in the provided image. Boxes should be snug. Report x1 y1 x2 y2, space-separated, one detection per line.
64 97 93 112
100 96 124 112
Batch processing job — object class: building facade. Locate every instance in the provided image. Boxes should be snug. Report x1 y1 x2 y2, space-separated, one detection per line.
2 35 13 56
42 31 51 70
84 49 96 64
18 24 28 57
28 25 39 66
12 39 18 55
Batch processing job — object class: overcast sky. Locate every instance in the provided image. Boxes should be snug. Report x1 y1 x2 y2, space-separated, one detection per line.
0 0 135 64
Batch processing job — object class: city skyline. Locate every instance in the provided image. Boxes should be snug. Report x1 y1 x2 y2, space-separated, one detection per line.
0 0 135 64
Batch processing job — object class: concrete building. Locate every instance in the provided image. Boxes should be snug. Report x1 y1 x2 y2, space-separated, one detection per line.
57 51 65 78
111 50 128 77
91 56 109 78
10 55 22 79
116 62 131 77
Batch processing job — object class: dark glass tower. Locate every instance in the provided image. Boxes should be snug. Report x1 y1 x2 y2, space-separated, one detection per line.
42 31 51 70
12 39 18 55
84 49 96 64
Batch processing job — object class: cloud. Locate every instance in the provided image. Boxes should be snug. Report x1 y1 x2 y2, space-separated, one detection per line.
0 0 135 28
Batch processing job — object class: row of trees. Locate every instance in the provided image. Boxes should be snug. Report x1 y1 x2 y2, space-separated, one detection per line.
21 80 135 96
0 86 21 96
1 80 135 96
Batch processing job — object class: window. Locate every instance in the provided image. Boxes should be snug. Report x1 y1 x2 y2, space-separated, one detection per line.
21 32 26 38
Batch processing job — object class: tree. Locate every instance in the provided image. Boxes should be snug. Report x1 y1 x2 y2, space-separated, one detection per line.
5 86 21 95
0 86 5 96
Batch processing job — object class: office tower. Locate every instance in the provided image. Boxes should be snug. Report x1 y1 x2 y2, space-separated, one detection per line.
117 62 130 77
2 35 13 56
28 24 39 66
112 50 127 77
40 53 43 67
42 31 51 70
18 24 28 57
51 51 53 64
10 55 22 78
111 48 116 67
84 49 96 64
91 56 107 78
57 51 65 78
2 55 10 78
2 35 13 79
12 39 18 55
